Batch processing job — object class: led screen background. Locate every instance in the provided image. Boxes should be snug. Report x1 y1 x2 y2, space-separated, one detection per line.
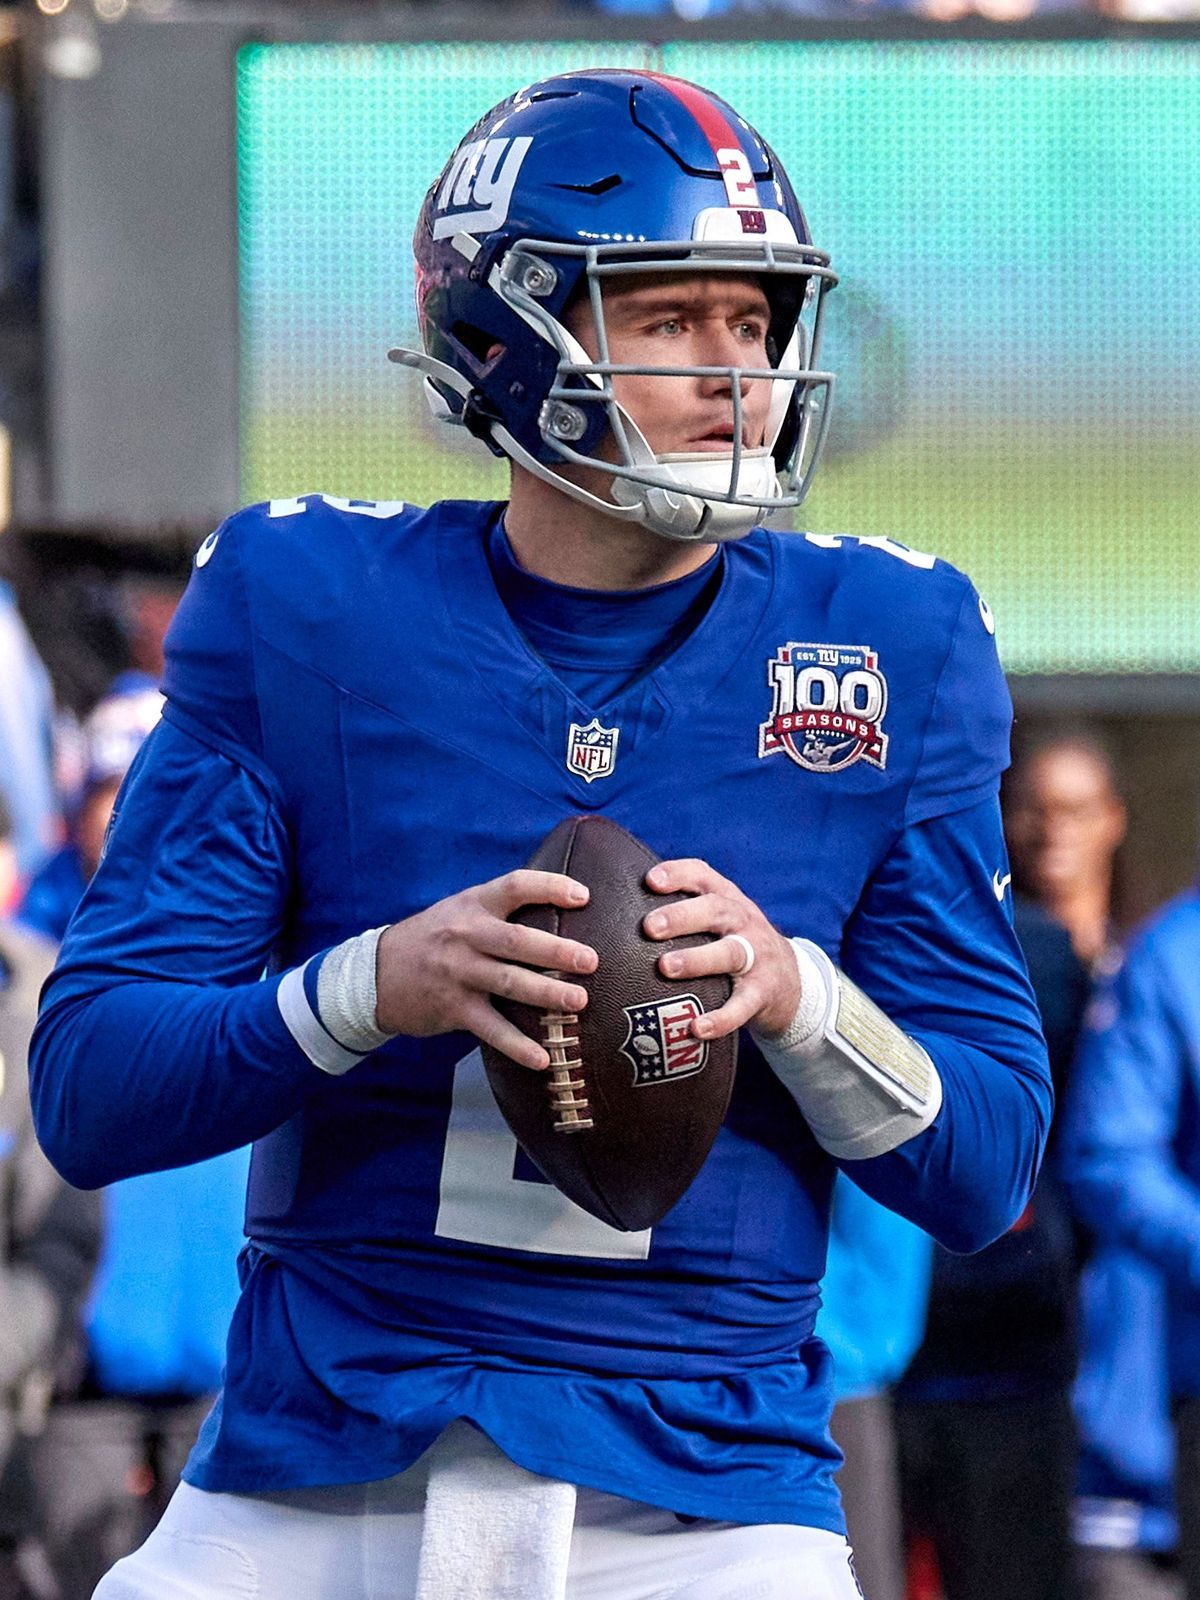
237 42 1200 676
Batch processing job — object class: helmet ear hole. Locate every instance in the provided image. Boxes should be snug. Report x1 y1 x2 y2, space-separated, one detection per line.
450 321 501 373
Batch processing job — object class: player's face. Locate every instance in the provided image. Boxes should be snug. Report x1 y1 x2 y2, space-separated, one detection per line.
566 273 774 460
1006 746 1126 899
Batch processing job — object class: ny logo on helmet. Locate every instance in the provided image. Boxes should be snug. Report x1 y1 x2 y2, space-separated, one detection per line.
432 136 534 241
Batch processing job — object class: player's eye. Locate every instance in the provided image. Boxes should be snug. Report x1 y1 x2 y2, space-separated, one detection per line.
654 317 683 337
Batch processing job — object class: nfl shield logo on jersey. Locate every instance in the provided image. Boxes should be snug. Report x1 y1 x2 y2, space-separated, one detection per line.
567 717 620 783
758 641 889 775
620 995 709 1086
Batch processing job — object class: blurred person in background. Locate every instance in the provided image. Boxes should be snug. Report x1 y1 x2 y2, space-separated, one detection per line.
893 880 1088 1600
1009 727 1180 1599
0 803 18 919
1005 724 1127 973
1062 876 1200 1600
17 676 164 944
818 1176 932 1600
0 794 101 1600
17 674 248 1600
0 580 59 887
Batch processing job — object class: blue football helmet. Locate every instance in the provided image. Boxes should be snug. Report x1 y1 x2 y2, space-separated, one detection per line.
389 69 836 542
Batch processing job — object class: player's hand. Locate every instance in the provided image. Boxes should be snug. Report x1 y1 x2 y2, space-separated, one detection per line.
374 872 597 1071
642 859 800 1042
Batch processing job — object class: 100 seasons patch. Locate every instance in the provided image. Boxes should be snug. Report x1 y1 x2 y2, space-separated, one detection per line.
758 641 889 774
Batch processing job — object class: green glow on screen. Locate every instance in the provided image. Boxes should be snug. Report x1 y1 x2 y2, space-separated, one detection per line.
237 42 1200 675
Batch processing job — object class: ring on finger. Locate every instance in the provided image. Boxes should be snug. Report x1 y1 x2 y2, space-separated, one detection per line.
729 934 756 976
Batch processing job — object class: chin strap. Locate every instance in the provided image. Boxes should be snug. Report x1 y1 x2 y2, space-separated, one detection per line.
387 345 767 543
604 392 782 541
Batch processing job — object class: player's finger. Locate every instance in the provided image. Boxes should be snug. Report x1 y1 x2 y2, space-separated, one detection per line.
474 919 598 975
463 998 550 1071
657 934 753 982
690 981 764 1042
643 893 739 942
481 870 590 915
645 858 735 898
470 956 589 1017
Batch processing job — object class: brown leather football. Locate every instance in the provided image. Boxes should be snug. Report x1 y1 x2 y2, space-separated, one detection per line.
480 816 737 1232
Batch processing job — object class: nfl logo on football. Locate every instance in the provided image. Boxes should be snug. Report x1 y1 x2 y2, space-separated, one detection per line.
567 717 620 783
621 996 709 1086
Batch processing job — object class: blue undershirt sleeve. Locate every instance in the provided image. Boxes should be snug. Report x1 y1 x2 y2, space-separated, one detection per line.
29 709 323 1192
835 795 1053 1252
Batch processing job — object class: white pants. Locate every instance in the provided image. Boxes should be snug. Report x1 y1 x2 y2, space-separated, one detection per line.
94 1424 863 1600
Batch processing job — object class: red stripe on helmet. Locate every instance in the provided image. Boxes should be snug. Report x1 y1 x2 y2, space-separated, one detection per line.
641 72 743 164
641 72 762 209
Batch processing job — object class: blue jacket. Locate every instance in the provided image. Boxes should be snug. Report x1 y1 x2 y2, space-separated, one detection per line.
1062 890 1200 1398
17 845 87 945
86 1150 249 1397
1074 1245 1177 1552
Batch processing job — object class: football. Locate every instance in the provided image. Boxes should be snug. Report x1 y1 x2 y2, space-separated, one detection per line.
480 816 738 1232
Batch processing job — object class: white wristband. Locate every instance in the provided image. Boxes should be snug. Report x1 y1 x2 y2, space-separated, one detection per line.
317 926 395 1054
752 938 942 1160
277 927 395 1076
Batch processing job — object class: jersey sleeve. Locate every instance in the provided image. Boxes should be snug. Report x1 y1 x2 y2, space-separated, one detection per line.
904 584 1011 828
1060 926 1200 1300
835 795 1053 1252
29 626 325 1192
159 511 266 770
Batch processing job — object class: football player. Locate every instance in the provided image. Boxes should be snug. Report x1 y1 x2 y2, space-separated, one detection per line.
29 70 1051 1600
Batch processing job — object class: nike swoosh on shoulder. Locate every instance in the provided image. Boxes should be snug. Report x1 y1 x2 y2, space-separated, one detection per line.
195 530 220 568
992 869 1012 901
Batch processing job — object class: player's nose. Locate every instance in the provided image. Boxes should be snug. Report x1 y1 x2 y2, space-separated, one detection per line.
695 351 754 407
697 320 751 373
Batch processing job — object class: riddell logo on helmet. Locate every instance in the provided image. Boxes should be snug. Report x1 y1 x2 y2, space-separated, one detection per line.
432 136 534 241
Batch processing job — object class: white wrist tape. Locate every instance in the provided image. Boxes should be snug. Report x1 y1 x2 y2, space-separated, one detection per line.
317 926 394 1054
752 938 942 1160
277 926 394 1076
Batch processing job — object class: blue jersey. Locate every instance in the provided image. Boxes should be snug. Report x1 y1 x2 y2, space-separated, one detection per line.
30 496 1050 1528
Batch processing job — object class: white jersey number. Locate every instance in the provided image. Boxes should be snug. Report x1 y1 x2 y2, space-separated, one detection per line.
434 1048 652 1261
804 531 937 570
267 494 408 521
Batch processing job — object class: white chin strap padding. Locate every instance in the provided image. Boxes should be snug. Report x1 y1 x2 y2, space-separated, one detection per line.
607 405 707 540
607 402 774 543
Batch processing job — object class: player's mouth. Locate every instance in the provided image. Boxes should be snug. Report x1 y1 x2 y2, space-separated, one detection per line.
686 426 749 453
